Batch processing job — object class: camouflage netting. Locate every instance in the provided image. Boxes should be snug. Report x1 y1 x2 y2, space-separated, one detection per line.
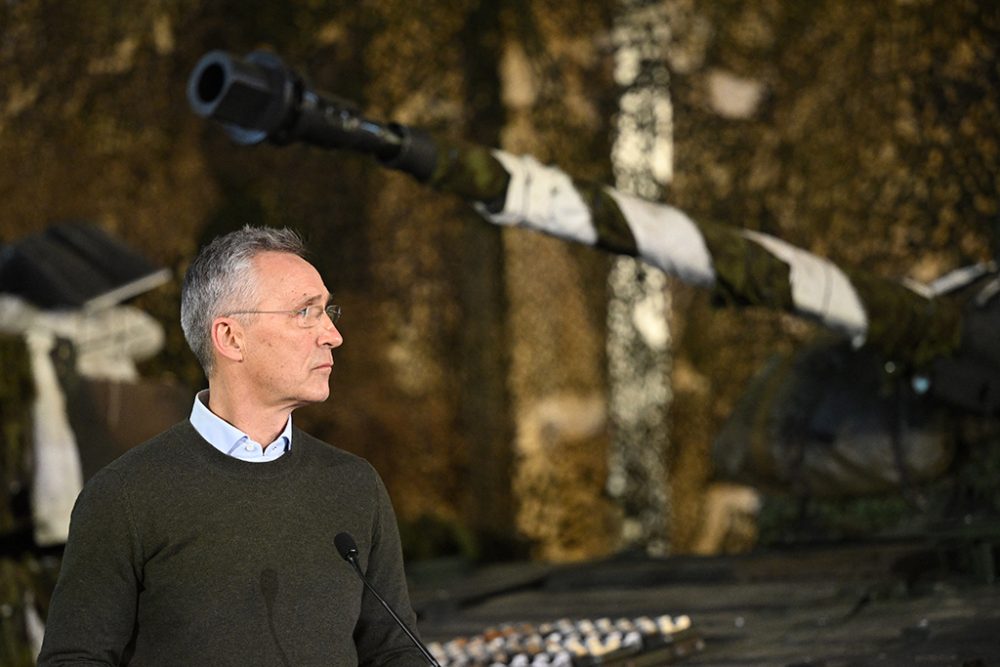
490 2 621 561
1 0 998 592
0 334 33 535
0 334 51 667
666 0 999 548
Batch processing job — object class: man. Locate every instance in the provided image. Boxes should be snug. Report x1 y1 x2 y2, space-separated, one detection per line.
39 226 428 665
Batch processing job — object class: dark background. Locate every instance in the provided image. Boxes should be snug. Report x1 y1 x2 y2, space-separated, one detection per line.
2 0 998 564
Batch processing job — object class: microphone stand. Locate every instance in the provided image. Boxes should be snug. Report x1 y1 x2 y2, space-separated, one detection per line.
337 534 442 667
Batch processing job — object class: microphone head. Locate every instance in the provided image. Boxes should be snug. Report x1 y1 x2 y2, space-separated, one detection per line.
334 532 359 561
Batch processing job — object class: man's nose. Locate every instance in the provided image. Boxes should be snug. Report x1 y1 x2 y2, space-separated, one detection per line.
319 320 343 348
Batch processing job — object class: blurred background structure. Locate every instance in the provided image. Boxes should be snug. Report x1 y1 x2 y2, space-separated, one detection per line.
2 1 999 664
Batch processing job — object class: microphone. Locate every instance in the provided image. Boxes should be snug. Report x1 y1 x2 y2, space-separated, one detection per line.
334 532 441 667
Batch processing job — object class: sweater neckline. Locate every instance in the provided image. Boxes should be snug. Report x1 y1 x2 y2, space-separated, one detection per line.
178 421 305 480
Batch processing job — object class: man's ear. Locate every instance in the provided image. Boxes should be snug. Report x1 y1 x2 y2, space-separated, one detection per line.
211 317 245 363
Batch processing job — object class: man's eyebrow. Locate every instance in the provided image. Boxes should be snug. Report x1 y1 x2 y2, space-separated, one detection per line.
296 293 332 307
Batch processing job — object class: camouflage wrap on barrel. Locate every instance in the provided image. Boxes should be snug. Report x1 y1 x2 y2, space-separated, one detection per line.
427 138 510 206
425 143 963 368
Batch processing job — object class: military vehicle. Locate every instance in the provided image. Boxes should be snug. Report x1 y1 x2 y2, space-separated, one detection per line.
187 49 1000 513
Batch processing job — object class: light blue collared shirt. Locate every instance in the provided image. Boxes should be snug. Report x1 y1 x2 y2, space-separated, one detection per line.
189 390 292 463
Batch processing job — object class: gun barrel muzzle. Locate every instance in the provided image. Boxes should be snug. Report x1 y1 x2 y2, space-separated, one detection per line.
187 50 297 145
187 50 441 181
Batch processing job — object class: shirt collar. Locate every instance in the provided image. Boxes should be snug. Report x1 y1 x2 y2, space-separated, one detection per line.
189 390 292 462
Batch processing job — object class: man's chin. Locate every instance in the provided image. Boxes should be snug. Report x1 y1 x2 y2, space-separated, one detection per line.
290 386 331 409
309 383 332 403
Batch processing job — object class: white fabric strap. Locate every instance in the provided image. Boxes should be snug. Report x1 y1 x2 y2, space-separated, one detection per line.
742 230 869 342
608 189 716 287
480 150 598 245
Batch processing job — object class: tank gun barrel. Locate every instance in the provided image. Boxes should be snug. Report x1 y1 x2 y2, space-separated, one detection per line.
187 50 506 198
187 50 966 373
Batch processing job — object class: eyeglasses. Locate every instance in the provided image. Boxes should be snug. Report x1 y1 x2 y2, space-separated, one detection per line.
224 303 342 328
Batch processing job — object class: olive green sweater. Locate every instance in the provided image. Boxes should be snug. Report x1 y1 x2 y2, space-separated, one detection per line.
38 421 427 666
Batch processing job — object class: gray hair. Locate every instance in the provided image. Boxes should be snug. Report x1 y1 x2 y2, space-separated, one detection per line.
180 225 307 376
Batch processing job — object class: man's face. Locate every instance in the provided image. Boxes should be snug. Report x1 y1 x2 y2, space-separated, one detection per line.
237 251 343 412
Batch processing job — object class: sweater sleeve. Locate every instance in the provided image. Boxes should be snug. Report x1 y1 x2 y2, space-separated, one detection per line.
37 468 142 666
354 469 429 667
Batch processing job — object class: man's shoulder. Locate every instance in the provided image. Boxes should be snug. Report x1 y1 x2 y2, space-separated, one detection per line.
293 428 377 473
101 420 198 474
74 421 196 506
